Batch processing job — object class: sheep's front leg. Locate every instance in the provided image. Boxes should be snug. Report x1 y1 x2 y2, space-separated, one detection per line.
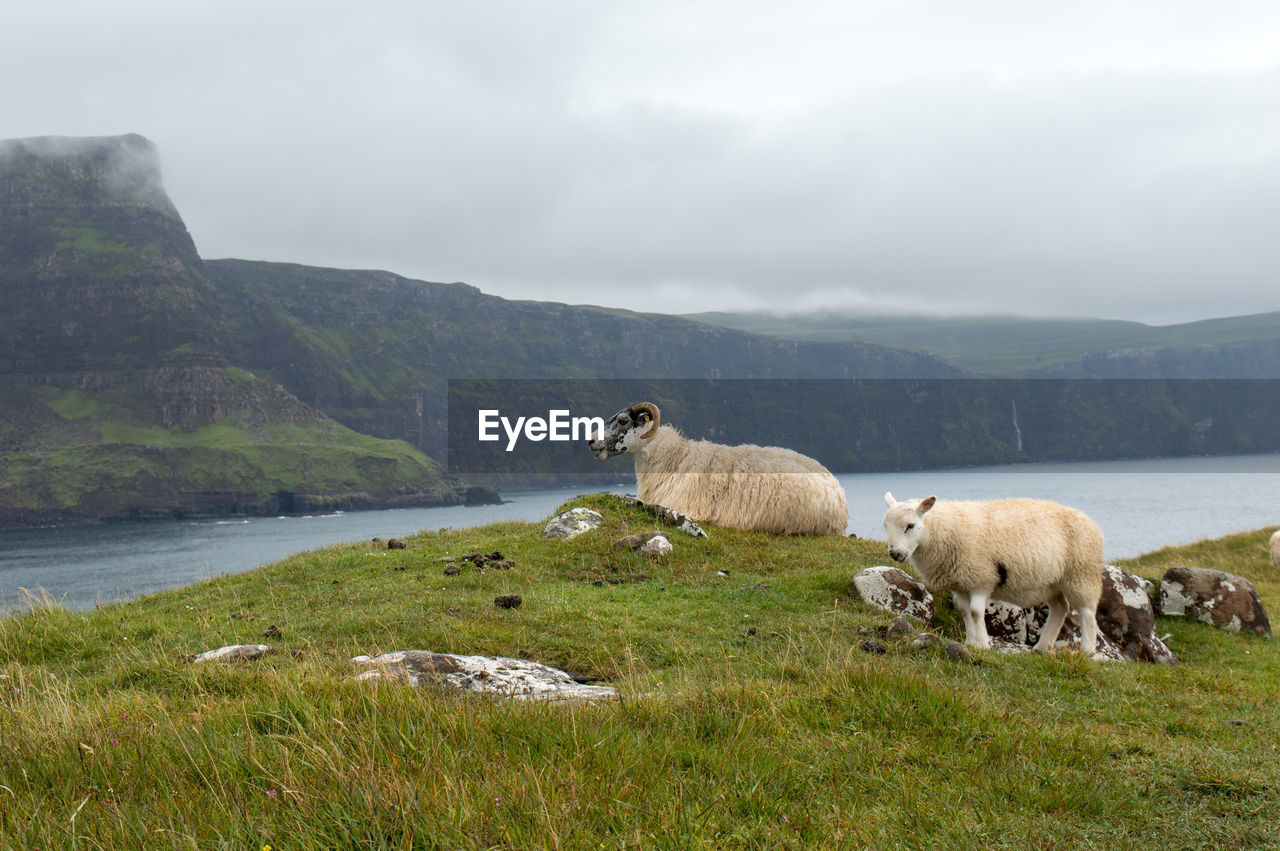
953 590 991 649
962 589 991 649
952 590 975 643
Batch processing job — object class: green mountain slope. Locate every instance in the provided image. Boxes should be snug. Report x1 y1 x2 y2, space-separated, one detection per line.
685 311 1280 375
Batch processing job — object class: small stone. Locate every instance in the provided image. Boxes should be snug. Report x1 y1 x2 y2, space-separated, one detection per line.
490 560 514 570
494 594 523 609
488 551 505 561
910 632 941 650
611 532 660 550
444 565 460 576
387 538 407 550
885 616 913 642
860 639 888 655
640 535 673 556
438 556 458 563
716 569 730 577
944 641 975 664
263 624 281 638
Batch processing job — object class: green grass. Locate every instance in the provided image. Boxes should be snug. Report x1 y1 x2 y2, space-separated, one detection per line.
1 495 1277 847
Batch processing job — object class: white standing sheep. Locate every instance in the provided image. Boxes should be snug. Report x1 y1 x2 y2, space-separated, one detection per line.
587 402 848 535
1270 530 1280 566
881 492 1105 654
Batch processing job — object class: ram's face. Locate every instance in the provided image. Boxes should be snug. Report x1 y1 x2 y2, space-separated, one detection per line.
881 492 935 563
588 405 656 460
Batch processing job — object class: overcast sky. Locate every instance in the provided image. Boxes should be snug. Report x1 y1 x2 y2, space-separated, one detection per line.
3 2 1279 324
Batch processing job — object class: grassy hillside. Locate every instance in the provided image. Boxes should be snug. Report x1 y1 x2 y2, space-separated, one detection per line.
1 495 1276 846
0 370 461 525
685 311 1280 375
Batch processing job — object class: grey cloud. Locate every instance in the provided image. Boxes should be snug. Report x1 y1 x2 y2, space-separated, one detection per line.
2 2 1278 324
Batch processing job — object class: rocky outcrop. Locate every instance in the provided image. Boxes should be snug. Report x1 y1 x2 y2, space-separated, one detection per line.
614 496 708 538
351 651 617 703
851 566 936 622
1159 566 1272 636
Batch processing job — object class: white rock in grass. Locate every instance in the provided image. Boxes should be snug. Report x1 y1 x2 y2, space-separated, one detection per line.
542 508 604 540
193 644 273 663
640 535 673 556
352 651 617 703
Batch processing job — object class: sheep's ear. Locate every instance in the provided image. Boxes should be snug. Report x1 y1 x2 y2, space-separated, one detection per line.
917 496 936 515
883 491 896 507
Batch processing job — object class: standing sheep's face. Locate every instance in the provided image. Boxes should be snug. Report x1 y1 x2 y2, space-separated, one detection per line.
882 491 936 563
588 403 660 461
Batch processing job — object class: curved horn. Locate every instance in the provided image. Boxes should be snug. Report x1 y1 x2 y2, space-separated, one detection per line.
633 402 661 439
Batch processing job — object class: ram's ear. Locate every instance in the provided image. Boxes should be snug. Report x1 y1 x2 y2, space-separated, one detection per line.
883 491 896 507
917 496 937 515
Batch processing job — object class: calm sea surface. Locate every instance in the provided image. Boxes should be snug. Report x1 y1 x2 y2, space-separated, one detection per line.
3 454 1280 612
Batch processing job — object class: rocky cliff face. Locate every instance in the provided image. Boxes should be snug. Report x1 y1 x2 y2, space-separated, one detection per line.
0 134 225 375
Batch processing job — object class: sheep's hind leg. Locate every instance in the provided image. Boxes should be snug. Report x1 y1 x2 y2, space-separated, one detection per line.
1077 606 1098 655
1033 595 1070 653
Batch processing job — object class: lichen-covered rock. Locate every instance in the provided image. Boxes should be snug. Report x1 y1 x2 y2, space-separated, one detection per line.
1097 565 1178 664
1270 530 1280 566
351 651 617 703
989 631 1126 662
953 565 1175 663
640 535 673 556
1160 566 1272 636
983 599 1032 643
851 566 935 622
542 508 604 540
613 495 708 538
193 644 273 663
